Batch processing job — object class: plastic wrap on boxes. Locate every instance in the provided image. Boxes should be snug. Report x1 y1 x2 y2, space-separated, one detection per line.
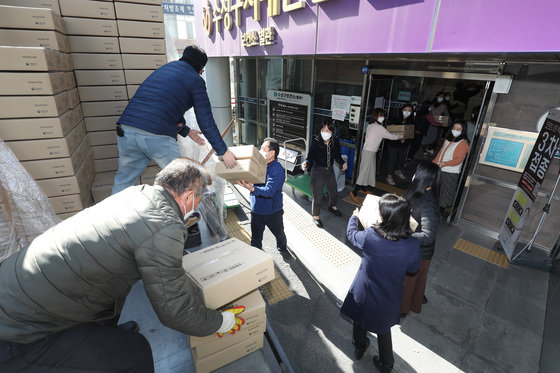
0 140 60 262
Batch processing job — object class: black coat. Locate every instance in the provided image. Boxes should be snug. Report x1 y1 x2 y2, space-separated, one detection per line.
409 191 440 259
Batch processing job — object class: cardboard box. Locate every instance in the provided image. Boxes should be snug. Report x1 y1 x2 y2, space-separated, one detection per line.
0 46 66 71
139 165 160 184
57 211 78 220
114 2 163 22
118 37 165 54
358 194 418 231
92 144 118 159
116 19 164 38
0 72 70 95
59 0 115 19
36 151 95 197
94 157 119 172
74 69 125 86
0 0 61 14
0 30 69 52
126 84 139 98
0 105 83 140
115 0 162 4
71 53 123 69
214 145 267 184
192 334 264 373
91 171 116 203
182 237 274 309
68 88 80 109
63 71 76 89
62 53 74 71
433 115 450 127
0 90 72 118
48 192 91 214
63 17 118 36
189 291 266 352
78 85 127 101
21 135 89 179
6 120 86 161
88 130 116 146
84 115 119 131
386 124 415 139
0 5 65 32
124 69 153 84
68 35 120 53
121 54 165 69
81 100 128 117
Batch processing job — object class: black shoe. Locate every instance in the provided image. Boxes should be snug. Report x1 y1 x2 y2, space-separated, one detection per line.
313 218 323 228
354 338 370 360
118 320 139 333
373 355 393 373
422 295 428 304
328 207 342 217
279 249 293 261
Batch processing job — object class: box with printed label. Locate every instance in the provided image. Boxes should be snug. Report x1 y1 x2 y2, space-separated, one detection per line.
118 37 165 54
91 171 116 203
48 192 92 214
121 54 165 69
0 105 83 140
92 144 118 159
74 70 125 86
0 0 61 14
68 36 120 53
59 0 115 19
63 17 118 36
5 120 86 161
0 30 69 52
0 5 65 32
37 151 95 197
21 135 89 179
0 91 71 118
182 237 274 309
139 165 160 184
78 85 127 101
81 100 128 117
126 84 140 98
124 69 154 85
0 46 65 71
114 2 163 22
94 157 119 172
88 130 116 146
214 145 267 184
0 72 69 95
386 124 415 139
116 20 164 38
115 0 162 4
84 115 119 132
192 334 264 373
72 53 123 70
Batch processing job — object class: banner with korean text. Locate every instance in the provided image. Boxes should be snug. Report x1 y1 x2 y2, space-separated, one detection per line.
499 117 560 260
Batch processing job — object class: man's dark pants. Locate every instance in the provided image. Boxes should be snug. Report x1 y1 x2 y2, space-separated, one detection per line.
251 209 287 251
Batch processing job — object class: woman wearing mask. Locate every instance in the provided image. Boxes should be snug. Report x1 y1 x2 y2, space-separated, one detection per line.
422 92 450 156
401 161 440 315
342 194 420 371
349 108 402 203
433 120 469 214
385 104 414 186
302 120 347 228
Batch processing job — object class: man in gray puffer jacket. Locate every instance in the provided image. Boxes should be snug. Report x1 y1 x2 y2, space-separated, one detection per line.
0 158 239 372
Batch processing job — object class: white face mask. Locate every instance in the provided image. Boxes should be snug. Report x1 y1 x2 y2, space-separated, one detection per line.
451 129 461 137
402 111 411 118
183 193 196 222
437 97 444 103
377 116 385 124
444 96 451 101
428 106 433 112
321 131 332 141
259 149 268 160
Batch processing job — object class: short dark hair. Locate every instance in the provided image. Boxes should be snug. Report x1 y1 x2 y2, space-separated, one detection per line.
180 45 208 73
263 137 279 159
154 157 211 197
321 119 336 134
373 194 413 240
405 161 440 201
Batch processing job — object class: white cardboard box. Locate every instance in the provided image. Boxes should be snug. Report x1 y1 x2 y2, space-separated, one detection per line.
124 69 154 85
37 151 95 197
91 171 116 203
63 17 118 36
94 157 119 172
126 84 140 98
0 72 70 95
182 238 274 309
0 5 65 32
121 54 166 69
0 46 65 71
0 0 61 14
113 2 163 22
116 19 164 38
0 30 69 52
115 0 162 4
78 85 127 101
74 69 126 86
81 100 128 117
358 194 418 231
71 53 123 69
68 35 120 53
92 144 118 159
59 0 116 19
88 130 116 146
214 145 267 184
84 115 119 131
0 91 72 118
193 334 264 373
118 37 165 54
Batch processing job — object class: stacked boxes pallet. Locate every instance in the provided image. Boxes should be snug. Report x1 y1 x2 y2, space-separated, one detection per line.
0 4 94 219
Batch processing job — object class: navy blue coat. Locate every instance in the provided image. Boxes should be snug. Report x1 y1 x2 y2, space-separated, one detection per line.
251 159 285 215
118 60 227 155
341 215 421 334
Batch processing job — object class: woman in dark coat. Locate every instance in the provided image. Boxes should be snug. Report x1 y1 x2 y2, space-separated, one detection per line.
341 194 420 372
401 161 441 315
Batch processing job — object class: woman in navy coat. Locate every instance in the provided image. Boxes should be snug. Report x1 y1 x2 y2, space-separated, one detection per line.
341 194 420 372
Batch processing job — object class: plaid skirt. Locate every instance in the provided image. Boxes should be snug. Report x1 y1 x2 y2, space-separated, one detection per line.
439 171 459 208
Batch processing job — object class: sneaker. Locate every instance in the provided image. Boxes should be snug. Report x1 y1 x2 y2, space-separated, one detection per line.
279 249 293 261
395 170 406 180
385 175 395 186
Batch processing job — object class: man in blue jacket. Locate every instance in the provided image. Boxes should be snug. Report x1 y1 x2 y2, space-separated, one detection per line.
112 45 237 194
237 138 289 259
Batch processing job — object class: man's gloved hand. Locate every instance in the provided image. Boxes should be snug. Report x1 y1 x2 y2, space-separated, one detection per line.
216 306 245 338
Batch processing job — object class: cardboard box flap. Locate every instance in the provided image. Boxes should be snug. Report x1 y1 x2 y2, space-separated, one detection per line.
358 194 418 231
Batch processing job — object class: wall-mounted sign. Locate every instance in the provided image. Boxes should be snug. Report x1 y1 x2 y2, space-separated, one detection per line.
331 94 351 121
241 26 276 47
267 90 311 145
479 126 538 172
162 2 193 16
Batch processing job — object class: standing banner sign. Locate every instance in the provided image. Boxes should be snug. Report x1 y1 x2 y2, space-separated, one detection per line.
499 117 560 260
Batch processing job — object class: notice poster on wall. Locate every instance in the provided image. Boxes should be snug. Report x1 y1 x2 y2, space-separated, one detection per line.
479 126 538 172
331 94 351 121
499 117 560 260
267 90 311 146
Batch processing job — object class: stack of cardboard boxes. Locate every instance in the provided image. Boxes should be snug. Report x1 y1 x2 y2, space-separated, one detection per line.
182 238 274 373
0 4 94 219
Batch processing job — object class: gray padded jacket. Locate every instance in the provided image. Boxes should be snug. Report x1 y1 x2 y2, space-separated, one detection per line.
0 185 222 343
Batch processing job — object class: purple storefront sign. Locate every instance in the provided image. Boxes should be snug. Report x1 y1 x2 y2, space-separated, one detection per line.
195 0 560 57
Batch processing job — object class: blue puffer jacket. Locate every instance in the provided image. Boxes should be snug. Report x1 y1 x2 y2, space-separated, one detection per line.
251 159 285 215
118 60 227 155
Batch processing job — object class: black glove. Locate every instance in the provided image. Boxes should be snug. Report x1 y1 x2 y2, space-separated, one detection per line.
177 124 190 137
